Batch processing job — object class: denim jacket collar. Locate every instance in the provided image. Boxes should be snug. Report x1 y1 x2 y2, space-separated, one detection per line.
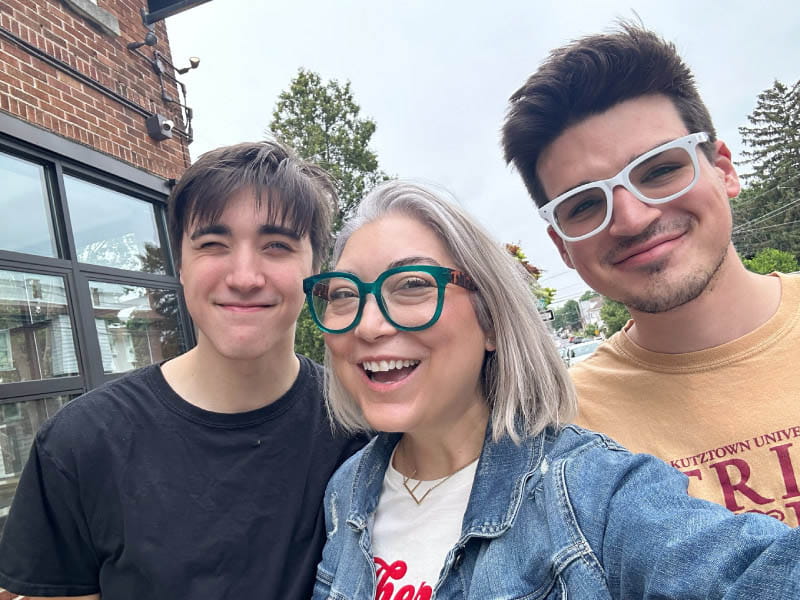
344 423 549 539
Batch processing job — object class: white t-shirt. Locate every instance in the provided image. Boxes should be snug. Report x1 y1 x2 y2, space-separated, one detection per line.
371 454 477 599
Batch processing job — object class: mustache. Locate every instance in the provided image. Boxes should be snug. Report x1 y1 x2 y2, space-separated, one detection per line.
602 216 693 265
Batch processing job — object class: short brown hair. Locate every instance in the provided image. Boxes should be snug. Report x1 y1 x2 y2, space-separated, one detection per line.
168 141 336 269
502 23 716 207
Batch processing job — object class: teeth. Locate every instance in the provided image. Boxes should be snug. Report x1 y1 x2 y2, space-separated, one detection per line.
361 359 420 372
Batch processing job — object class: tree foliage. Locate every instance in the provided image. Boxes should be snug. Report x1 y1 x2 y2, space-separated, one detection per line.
599 297 630 337
732 79 800 260
741 247 799 274
270 69 388 362
270 68 388 231
553 299 582 332
581 322 600 338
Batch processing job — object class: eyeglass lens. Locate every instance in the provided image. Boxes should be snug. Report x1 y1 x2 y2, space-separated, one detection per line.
311 270 442 331
554 145 698 239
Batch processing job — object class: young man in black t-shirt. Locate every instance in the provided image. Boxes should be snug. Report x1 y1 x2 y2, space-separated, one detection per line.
0 141 365 599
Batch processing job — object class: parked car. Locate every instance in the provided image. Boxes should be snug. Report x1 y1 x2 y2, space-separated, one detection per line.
564 339 603 367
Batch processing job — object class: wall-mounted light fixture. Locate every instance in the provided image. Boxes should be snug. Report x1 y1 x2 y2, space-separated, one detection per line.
126 30 157 51
175 56 200 75
126 24 198 143
150 50 199 143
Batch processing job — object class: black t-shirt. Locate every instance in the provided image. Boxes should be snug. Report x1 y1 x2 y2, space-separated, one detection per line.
0 355 365 599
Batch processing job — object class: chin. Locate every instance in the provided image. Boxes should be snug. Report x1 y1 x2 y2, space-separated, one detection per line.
358 398 420 434
213 339 275 362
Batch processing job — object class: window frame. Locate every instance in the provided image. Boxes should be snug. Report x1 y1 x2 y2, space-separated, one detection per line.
0 115 194 405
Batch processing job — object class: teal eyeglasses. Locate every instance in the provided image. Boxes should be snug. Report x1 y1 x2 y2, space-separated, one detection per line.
303 265 477 334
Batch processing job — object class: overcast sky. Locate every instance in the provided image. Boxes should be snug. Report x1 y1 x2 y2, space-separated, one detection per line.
165 0 799 303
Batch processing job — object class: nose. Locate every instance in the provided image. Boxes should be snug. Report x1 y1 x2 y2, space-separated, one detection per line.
224 248 267 292
353 295 397 342
606 185 662 238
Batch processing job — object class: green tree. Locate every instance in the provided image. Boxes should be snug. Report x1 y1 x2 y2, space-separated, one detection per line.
581 322 600 338
553 299 582 332
579 290 599 302
270 69 388 362
270 68 388 231
741 247 799 274
599 297 630 337
732 79 800 260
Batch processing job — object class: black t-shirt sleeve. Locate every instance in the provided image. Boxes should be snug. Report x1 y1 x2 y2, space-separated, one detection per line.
0 437 100 597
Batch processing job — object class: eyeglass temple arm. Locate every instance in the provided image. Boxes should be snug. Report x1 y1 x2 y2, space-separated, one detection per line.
449 270 478 291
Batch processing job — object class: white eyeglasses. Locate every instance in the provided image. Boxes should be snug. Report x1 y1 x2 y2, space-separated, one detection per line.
540 132 710 242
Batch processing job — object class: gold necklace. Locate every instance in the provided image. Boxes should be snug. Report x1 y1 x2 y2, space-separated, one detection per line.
402 470 456 505
398 445 481 505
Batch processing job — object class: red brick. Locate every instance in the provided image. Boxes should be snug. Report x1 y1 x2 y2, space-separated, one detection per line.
1 0 189 178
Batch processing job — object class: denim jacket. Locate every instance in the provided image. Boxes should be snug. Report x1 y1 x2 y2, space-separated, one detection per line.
313 424 800 599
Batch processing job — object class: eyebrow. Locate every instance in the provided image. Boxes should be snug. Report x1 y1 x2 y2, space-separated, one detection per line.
334 256 442 277
387 256 441 269
189 223 301 241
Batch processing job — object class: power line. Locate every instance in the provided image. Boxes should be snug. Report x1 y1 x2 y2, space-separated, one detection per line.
732 197 800 232
731 170 800 210
732 219 800 235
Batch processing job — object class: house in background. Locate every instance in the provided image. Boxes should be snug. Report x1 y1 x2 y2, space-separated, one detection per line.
579 294 605 333
0 0 209 544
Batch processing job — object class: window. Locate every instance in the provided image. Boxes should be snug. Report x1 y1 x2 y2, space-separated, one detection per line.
0 153 57 258
0 133 192 520
89 281 184 373
0 331 12 372
0 270 78 384
61 0 120 37
64 175 167 274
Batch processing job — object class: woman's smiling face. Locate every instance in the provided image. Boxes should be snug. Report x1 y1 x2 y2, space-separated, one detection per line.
324 213 493 437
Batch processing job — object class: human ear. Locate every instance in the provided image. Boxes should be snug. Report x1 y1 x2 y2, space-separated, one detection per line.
712 140 741 199
547 225 575 269
484 333 496 352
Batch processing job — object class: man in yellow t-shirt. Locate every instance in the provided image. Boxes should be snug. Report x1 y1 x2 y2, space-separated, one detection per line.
501 24 800 526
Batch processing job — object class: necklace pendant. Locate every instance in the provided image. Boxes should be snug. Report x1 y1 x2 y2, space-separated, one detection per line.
402 472 453 505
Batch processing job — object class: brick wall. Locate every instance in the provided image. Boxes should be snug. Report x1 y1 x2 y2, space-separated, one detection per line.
0 2 191 595
0 0 191 180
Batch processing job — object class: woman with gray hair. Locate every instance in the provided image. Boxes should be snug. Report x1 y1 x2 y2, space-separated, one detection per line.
304 180 800 599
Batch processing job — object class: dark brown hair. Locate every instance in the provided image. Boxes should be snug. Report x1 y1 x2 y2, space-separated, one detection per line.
502 23 716 207
168 141 336 269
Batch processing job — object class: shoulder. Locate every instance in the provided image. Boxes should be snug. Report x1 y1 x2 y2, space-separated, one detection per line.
37 365 163 453
569 334 626 377
777 272 800 286
545 424 626 460
298 353 325 378
44 365 159 423
777 272 800 303
324 434 392 503
292 354 325 397
545 425 686 509
569 333 646 406
327 435 378 490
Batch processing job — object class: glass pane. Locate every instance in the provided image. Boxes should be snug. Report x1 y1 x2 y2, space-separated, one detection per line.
0 270 79 384
64 175 167 273
0 152 57 257
89 281 185 373
0 394 76 532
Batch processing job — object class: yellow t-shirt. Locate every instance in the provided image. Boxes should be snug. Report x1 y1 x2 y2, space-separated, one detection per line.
573 273 800 526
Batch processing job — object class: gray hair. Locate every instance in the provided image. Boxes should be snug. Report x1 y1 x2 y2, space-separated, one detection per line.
324 180 576 442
